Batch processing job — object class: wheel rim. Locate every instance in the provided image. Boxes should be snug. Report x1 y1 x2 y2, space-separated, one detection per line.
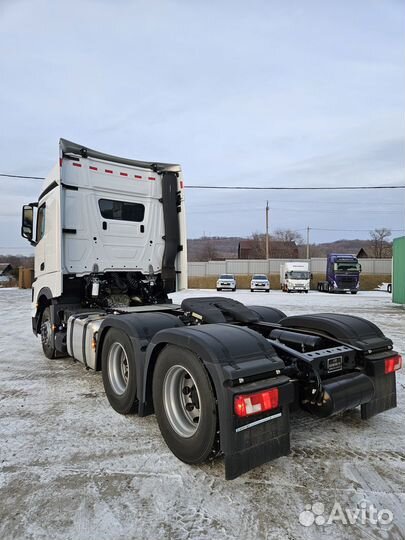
107 342 129 396
163 365 201 438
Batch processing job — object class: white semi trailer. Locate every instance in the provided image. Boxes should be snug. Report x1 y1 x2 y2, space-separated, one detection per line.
280 262 311 293
21 139 402 479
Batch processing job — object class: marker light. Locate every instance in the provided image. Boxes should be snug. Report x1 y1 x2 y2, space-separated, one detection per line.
234 388 279 417
385 354 402 374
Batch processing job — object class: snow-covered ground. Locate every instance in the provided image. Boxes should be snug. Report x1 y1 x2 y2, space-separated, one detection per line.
0 289 404 540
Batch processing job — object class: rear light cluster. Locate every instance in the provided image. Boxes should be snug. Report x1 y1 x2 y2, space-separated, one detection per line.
234 387 279 418
385 354 402 374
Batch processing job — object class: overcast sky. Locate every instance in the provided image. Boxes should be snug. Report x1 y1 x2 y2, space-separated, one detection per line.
0 0 404 254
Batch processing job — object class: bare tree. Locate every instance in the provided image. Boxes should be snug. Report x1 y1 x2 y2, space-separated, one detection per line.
249 232 266 258
369 228 392 258
199 238 218 261
273 228 304 245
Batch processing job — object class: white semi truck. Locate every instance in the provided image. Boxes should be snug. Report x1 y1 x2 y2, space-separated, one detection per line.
280 262 311 293
21 139 402 479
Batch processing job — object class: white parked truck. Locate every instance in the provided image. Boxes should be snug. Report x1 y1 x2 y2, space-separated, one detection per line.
280 262 311 293
21 139 402 480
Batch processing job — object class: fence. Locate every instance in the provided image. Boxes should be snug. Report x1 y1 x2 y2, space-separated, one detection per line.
188 258 392 277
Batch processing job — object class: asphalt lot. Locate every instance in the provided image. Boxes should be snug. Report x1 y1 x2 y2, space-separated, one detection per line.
0 288 404 540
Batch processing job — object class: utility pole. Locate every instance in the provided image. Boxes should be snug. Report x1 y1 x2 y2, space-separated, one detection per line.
306 226 310 260
265 201 269 260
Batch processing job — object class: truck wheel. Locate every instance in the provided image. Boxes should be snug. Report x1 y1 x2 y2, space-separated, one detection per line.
102 328 137 414
232 287 236 292
216 288 221 291
351 291 357 295
40 307 56 359
153 345 217 464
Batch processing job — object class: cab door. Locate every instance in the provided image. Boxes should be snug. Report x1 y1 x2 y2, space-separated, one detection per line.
34 202 46 278
34 186 63 296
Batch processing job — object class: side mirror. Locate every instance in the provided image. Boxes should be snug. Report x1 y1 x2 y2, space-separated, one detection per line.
310 273 313 279
21 204 37 246
285 273 288 279
359 265 362 273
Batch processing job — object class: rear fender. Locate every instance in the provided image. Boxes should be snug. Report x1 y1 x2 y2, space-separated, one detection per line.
144 323 294 479
280 313 398 418
280 313 393 352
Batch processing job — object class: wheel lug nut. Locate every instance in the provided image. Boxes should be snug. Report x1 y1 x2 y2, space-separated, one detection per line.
182 387 191 395
186 403 194 411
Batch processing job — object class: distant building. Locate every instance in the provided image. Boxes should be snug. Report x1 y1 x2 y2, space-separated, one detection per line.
0 263 13 275
238 240 298 259
356 248 369 258
0 263 13 285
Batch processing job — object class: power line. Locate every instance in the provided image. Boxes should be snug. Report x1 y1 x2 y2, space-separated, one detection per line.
0 173 404 190
0 173 45 180
309 227 405 232
187 184 405 190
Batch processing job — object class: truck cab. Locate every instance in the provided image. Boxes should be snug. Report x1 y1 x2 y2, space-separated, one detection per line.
318 253 361 294
21 139 187 341
280 262 311 293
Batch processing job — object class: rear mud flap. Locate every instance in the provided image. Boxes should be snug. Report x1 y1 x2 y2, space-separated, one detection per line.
361 373 397 420
224 405 291 480
220 377 294 480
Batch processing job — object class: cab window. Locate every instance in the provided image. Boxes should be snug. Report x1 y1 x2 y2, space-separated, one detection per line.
99 199 145 222
36 203 46 243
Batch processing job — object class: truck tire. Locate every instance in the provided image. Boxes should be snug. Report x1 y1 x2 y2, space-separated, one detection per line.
351 291 357 295
40 307 56 359
232 287 236 292
216 288 221 291
153 345 217 464
101 328 137 414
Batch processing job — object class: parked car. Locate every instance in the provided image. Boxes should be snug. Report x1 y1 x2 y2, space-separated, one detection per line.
216 274 236 291
250 274 270 292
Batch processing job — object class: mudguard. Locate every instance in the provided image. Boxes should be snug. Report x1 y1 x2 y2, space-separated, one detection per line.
144 323 294 479
96 312 184 410
181 297 259 324
280 313 398 419
280 313 393 352
246 305 286 323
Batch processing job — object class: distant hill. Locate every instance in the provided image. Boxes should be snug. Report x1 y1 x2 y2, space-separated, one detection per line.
188 237 392 260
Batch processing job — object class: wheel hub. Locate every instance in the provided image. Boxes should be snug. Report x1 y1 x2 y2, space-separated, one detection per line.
107 342 130 396
163 365 201 438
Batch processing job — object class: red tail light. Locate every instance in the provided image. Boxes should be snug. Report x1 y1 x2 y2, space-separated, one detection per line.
234 388 279 417
385 354 402 374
